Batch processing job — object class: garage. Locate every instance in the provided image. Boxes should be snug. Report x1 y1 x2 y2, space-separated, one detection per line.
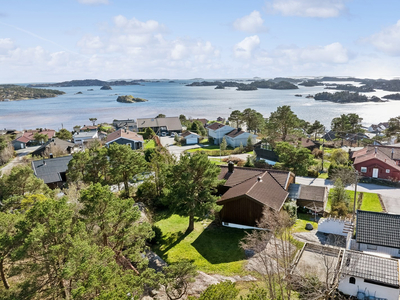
185 137 198 145
181 131 200 145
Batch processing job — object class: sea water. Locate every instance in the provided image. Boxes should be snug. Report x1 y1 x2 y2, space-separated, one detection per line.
0 80 399 131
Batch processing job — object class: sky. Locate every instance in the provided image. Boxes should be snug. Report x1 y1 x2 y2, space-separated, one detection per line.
2 0 400 83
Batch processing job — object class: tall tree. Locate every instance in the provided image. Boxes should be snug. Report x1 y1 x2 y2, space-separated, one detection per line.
165 153 221 232
89 117 97 126
331 114 351 146
228 110 243 129
108 143 147 195
55 128 72 140
33 132 49 144
190 120 206 136
386 116 400 139
266 106 300 142
307 120 325 140
274 142 314 176
242 108 264 133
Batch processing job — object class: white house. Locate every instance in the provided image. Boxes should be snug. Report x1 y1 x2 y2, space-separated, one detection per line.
224 128 257 148
338 250 400 300
207 123 234 145
351 210 400 258
73 131 98 145
181 131 200 145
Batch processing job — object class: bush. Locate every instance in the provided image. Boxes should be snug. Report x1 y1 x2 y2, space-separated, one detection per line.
237 160 245 167
149 224 163 245
307 169 319 178
253 160 270 169
331 149 349 165
193 281 239 300
312 148 323 158
331 202 348 217
283 201 297 220
244 156 254 167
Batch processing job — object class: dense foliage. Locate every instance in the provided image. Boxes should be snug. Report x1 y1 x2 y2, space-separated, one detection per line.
0 85 65 101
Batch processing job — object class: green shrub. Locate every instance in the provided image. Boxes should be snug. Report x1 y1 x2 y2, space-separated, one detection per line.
194 281 239 300
307 169 319 178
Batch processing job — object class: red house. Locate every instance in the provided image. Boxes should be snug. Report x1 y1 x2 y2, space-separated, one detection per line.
352 147 400 181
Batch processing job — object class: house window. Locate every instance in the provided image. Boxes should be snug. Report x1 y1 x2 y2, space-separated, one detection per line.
367 244 377 250
386 169 390 173
126 143 132 148
361 167 367 173
261 143 272 150
349 277 356 284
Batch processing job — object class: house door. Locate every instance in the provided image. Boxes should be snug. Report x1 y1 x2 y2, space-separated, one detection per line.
372 168 379 178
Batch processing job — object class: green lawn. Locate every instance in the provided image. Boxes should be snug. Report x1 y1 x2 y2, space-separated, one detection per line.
186 145 222 153
208 157 228 165
326 189 382 213
360 192 383 212
292 213 318 233
154 214 247 275
144 139 156 149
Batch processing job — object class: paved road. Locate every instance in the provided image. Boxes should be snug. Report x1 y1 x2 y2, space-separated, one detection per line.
296 176 400 213
0 146 41 177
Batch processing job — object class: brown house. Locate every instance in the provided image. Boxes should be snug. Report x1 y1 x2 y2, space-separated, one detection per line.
217 163 295 227
352 146 400 181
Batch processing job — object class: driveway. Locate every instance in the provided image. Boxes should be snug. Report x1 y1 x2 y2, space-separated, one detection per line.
296 176 400 214
159 136 201 159
0 146 41 176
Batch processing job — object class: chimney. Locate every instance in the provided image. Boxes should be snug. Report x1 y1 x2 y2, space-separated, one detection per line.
49 153 53 159
392 148 394 160
228 161 234 173
375 147 377 154
43 160 46 165
257 176 262 182
238 128 242 132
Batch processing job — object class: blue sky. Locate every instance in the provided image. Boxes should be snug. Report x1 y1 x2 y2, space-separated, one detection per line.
2 0 400 82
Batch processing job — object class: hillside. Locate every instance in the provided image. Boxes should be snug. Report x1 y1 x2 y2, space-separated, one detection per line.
0 85 65 101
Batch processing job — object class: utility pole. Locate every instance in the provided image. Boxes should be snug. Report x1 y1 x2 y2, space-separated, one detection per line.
352 169 359 224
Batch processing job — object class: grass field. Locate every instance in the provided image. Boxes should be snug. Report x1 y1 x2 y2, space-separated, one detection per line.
292 213 319 233
326 189 382 213
154 214 248 275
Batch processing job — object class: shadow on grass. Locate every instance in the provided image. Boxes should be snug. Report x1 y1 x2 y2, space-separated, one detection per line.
191 223 247 264
157 230 189 259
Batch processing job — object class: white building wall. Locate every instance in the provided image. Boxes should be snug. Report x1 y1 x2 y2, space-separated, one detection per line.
317 217 351 236
338 275 399 300
357 243 400 258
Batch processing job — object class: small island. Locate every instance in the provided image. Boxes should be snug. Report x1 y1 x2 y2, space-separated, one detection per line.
116 95 148 103
215 85 225 89
0 85 65 101
382 93 400 100
314 91 384 103
101 85 112 90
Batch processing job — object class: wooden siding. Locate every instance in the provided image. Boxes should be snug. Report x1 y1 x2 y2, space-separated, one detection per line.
354 158 400 180
219 196 264 227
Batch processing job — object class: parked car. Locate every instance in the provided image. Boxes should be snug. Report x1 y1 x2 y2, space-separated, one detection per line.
170 132 176 137
161 132 167 137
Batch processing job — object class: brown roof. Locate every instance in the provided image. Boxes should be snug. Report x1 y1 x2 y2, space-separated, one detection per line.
16 129 56 143
181 131 199 138
80 125 98 131
137 117 182 131
207 122 226 130
226 129 246 138
106 129 143 143
218 166 290 211
299 185 327 202
191 118 208 126
354 151 400 171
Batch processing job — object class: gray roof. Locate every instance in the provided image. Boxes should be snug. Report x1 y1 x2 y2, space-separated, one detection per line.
32 156 72 184
288 184 327 202
341 250 399 288
137 117 182 131
31 138 75 157
73 132 97 138
356 210 400 248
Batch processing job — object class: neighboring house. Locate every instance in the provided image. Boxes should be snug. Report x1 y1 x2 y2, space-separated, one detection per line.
224 128 257 148
353 145 400 165
105 129 144 150
181 131 200 145
352 210 400 258
31 155 72 189
217 163 294 228
80 125 98 132
30 138 76 157
137 117 182 135
207 123 234 145
12 129 56 150
338 250 400 300
112 119 137 132
189 118 208 127
352 147 400 180
73 131 99 145
288 184 328 213
253 141 279 165
368 122 389 134
216 116 225 123
322 130 336 141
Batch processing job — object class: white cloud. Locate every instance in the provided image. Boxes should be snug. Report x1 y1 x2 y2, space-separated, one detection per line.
233 11 267 33
233 35 260 59
269 0 346 18
77 0 109 5
366 20 400 56
0 38 15 54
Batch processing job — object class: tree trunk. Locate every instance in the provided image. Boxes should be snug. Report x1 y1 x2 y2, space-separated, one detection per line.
0 258 10 290
186 215 194 233
124 180 129 196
